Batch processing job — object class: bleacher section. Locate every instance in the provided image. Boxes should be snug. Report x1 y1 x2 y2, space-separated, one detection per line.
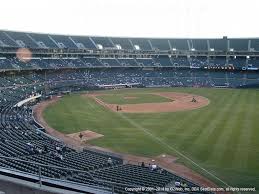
135 58 155 67
228 56 246 69
191 39 208 51
152 55 172 67
1 68 249 88
91 37 114 48
0 58 15 70
169 39 189 50
49 35 78 49
111 38 133 50
0 32 18 47
130 38 152 50
150 39 170 50
248 57 259 69
69 36 96 49
117 58 139 67
208 56 226 68
29 33 58 48
81 57 103 67
0 30 257 71
229 39 248 51
208 38 227 51
0 30 256 53
190 56 207 68
99 58 122 67
170 56 189 67
250 39 259 51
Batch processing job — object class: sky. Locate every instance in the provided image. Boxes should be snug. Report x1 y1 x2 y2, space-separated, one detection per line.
0 0 259 38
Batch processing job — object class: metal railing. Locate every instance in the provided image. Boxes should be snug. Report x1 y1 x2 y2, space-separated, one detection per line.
0 155 139 194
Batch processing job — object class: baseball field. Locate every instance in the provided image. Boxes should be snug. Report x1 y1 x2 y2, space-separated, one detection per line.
43 87 259 189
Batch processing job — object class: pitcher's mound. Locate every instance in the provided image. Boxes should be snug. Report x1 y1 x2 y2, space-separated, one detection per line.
67 130 104 142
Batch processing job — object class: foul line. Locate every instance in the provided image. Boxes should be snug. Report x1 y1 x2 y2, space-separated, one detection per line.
117 111 231 188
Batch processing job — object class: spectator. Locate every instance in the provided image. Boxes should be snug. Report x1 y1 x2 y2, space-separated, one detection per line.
62 145 67 153
175 181 181 187
37 148 43 154
107 157 113 165
43 145 48 153
56 145 61 154
151 164 157 171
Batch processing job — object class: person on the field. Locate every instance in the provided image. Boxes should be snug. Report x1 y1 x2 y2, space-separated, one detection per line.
191 96 197 103
79 133 83 140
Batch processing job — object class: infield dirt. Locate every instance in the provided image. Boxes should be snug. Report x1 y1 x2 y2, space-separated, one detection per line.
87 92 210 113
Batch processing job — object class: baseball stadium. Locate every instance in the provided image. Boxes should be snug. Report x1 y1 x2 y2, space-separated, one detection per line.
0 1 259 194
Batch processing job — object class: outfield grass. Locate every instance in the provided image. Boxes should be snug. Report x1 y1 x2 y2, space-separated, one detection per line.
43 88 259 188
96 93 172 104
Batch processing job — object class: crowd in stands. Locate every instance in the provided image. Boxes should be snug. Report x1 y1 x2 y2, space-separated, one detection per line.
0 55 257 70
0 68 256 89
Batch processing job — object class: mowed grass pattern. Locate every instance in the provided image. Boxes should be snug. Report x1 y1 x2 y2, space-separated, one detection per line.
43 88 259 188
96 93 172 104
